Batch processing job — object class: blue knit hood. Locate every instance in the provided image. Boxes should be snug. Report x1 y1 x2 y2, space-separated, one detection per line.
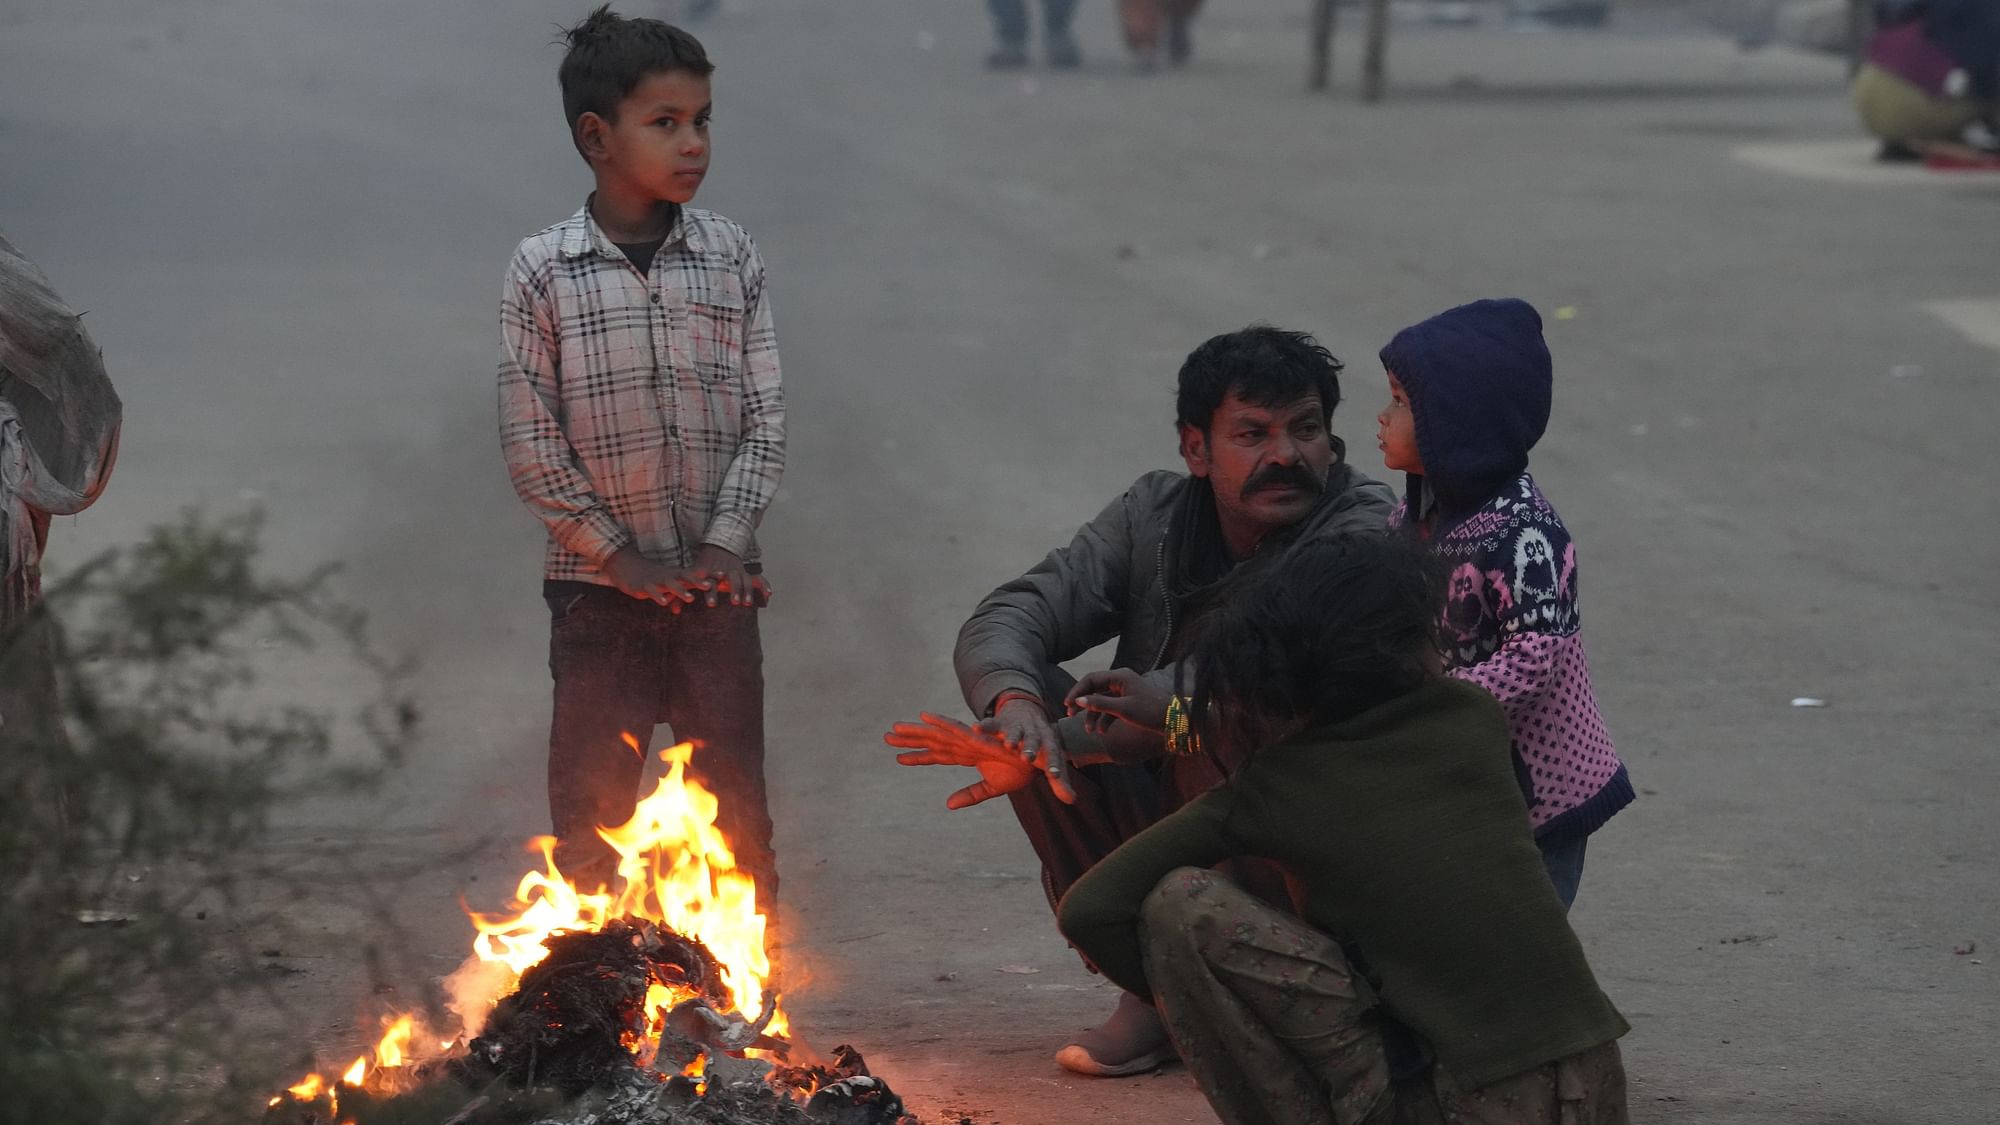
1378 298 1552 511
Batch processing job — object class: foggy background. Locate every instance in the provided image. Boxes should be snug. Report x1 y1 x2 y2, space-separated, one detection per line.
3 0 1996 1120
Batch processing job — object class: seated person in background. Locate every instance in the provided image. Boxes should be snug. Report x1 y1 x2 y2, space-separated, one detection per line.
1058 532 1631 1125
1854 0 1999 164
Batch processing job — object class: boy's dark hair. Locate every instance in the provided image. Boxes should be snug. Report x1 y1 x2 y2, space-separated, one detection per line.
559 5 713 150
1175 325 1344 432
1185 531 1445 757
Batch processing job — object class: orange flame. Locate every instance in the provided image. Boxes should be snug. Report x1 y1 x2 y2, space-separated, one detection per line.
468 741 782 1041
376 1014 415 1068
286 1074 324 1101
273 739 784 1109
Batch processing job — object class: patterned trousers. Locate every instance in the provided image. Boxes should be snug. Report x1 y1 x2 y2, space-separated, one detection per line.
1139 868 1630 1125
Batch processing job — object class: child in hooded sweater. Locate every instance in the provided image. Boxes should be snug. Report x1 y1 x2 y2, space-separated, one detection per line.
1375 298 1633 908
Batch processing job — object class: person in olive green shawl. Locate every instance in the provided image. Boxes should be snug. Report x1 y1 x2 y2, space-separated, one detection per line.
1058 532 1631 1125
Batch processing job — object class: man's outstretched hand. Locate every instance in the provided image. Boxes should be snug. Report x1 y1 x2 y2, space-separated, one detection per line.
979 696 1075 802
984 695 1062 764
886 709 1077 810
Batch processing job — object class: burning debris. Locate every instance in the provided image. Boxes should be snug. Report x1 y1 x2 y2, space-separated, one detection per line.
263 743 919 1125
464 919 771 1096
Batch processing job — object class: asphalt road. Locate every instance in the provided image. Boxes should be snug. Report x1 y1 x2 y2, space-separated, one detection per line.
3 1 1996 1122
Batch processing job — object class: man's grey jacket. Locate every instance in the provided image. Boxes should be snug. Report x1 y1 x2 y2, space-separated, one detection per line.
953 463 1397 760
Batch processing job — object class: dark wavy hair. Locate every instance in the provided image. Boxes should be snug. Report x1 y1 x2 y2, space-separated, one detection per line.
1184 531 1446 758
1174 325 1344 433
558 5 713 154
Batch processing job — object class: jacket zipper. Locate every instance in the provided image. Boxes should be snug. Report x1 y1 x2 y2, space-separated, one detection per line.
1146 534 1173 672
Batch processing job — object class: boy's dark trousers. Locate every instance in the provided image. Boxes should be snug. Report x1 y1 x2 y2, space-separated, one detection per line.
544 584 776 912
989 0 1078 47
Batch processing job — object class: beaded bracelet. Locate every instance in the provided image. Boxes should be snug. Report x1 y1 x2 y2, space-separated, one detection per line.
1163 694 1202 758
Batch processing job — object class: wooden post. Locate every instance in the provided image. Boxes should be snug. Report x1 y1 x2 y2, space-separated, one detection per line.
1845 0 1872 78
1361 0 1390 103
1308 0 1337 92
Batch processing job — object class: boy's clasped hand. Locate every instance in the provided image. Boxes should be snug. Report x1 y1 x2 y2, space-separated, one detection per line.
601 543 771 611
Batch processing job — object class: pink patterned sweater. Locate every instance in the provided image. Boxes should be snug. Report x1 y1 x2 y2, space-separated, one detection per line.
1392 473 1632 840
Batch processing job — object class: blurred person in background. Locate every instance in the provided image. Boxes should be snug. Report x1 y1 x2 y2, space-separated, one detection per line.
1118 0 1204 69
1853 0 2000 164
987 0 1082 69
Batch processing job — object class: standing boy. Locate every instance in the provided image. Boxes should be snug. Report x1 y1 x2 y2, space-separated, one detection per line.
498 7 785 907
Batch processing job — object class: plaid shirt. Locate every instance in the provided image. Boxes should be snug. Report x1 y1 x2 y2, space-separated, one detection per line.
498 202 785 583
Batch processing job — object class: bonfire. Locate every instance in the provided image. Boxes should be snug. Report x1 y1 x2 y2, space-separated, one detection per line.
265 741 913 1125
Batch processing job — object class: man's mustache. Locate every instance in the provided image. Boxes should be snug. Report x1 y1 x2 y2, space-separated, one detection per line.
1241 464 1325 501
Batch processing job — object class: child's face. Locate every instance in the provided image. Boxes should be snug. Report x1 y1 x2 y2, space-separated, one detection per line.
1376 372 1424 474
582 70 713 206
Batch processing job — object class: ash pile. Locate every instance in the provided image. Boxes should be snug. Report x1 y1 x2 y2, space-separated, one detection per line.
266 919 917 1125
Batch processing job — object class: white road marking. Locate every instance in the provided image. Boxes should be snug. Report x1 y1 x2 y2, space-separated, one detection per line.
1922 297 2000 354
1733 140 2000 187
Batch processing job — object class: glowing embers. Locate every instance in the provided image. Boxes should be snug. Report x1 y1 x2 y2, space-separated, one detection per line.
466 916 773 1095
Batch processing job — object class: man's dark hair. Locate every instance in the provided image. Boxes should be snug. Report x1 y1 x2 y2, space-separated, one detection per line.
1184 531 1444 757
558 5 714 143
1174 325 1344 432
